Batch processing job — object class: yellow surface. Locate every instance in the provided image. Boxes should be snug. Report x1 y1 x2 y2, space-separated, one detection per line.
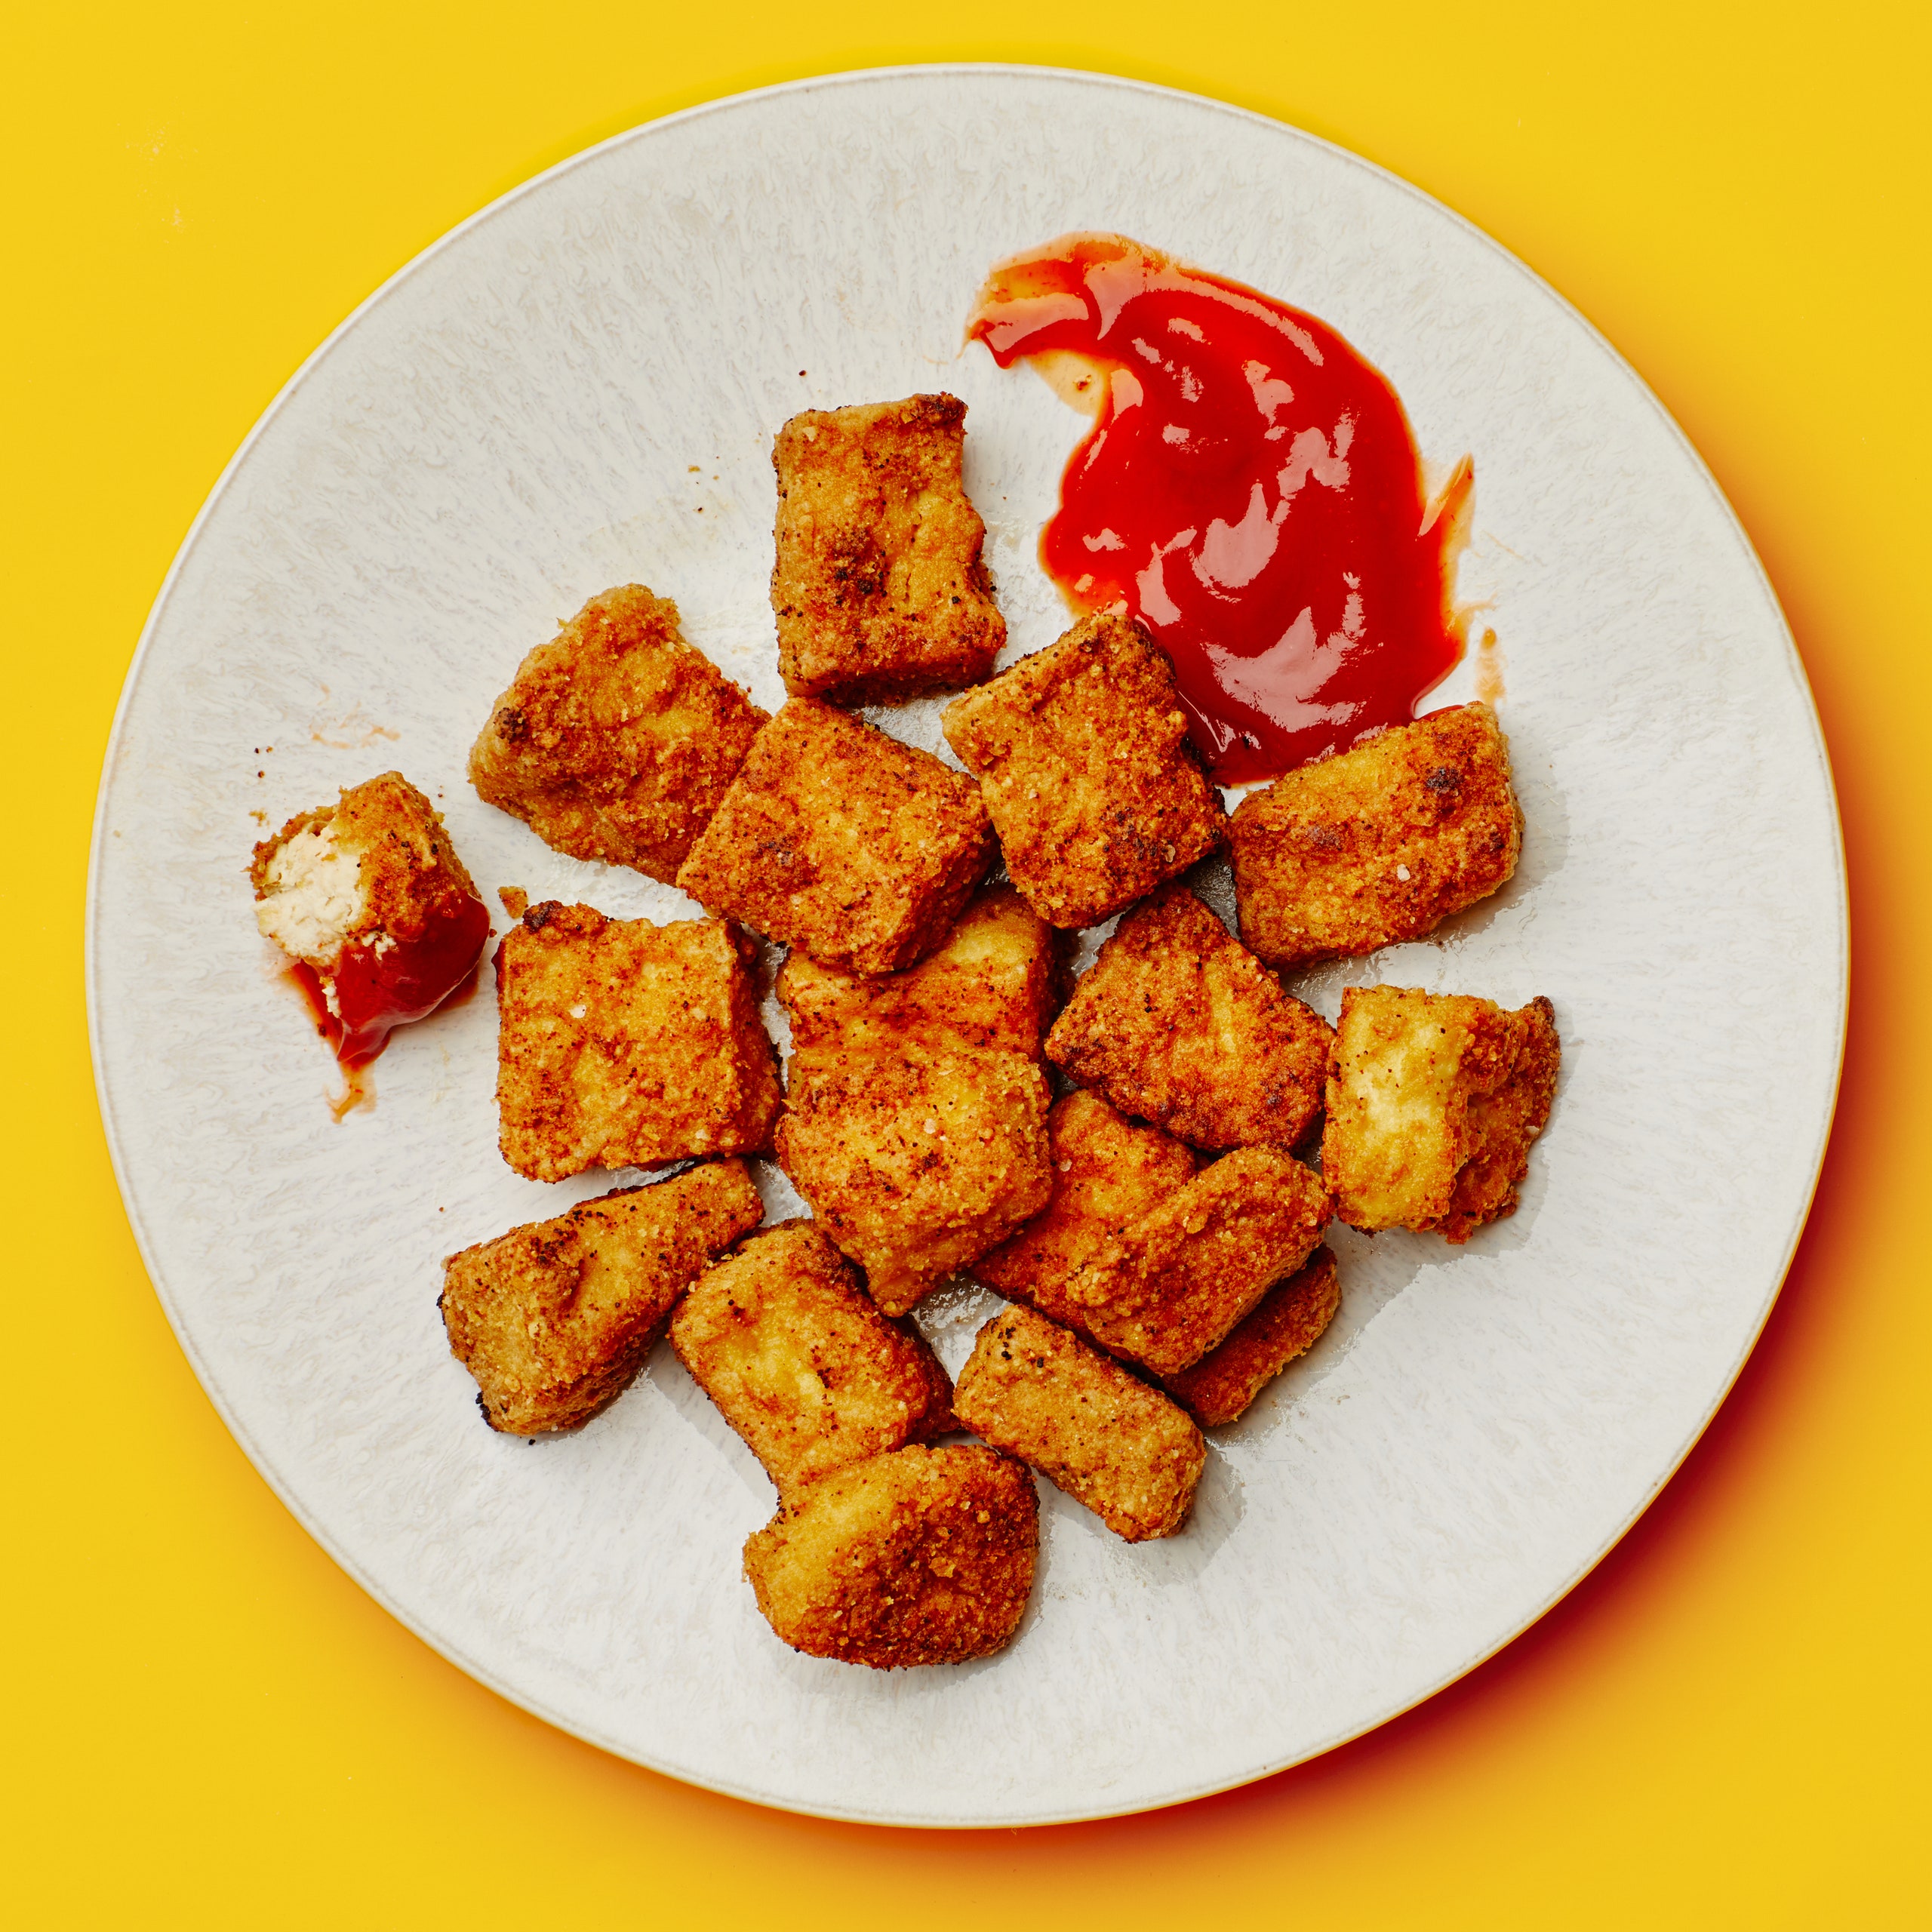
5 5 1927 1923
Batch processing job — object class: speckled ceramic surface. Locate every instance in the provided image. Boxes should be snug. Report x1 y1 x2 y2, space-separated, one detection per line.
87 67 1844 1826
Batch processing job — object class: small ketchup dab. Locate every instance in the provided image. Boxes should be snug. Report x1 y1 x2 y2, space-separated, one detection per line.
288 892 491 1072
968 234 1472 783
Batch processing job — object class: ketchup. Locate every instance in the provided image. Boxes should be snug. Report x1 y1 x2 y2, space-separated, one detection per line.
289 891 491 1068
968 235 1471 783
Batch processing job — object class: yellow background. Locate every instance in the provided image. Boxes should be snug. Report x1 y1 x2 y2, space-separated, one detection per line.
7 5 1926 1923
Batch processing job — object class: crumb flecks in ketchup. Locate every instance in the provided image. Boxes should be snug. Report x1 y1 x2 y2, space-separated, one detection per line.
288 891 491 1073
968 234 1473 783
1473 624 1506 704
327 1060 377 1123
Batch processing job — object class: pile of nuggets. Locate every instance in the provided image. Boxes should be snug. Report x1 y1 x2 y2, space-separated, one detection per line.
257 393 1560 1671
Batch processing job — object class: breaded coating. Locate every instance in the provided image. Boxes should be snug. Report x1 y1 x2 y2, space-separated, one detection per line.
771 394 1004 706
777 883 1060 1061
467 584 768 884
251 771 491 1061
676 699 995 977
1067 1147 1332 1377
495 902 782 1182
952 1305 1204 1543
1229 703 1523 971
1160 1247 1340 1426
777 1044 1054 1316
973 1091 1197 1336
942 611 1225 928
440 1159 764 1435
1323 986 1560 1242
1044 883 1331 1151
743 1444 1038 1669
670 1221 953 1492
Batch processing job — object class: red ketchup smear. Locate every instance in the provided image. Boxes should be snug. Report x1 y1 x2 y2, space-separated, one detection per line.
968 234 1472 784
288 891 491 1075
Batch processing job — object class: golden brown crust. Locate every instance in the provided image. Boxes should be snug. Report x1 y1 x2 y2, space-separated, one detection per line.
1160 1247 1340 1426
776 883 1061 1062
440 1160 764 1435
1438 997 1561 1239
942 611 1225 928
1068 1147 1333 1377
972 1091 1196 1338
670 1221 953 1493
1321 986 1560 1241
776 1043 1054 1316
771 395 1004 706
743 1443 1038 1668
675 699 995 977
494 903 783 1182
1044 883 1331 1151
952 1305 1204 1542
1229 703 1523 971
466 585 768 885
249 770 483 953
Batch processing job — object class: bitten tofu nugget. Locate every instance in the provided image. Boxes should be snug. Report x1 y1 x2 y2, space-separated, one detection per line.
468 584 768 885
441 1159 763 1435
1324 985 1560 1242
743 1443 1038 1668
943 611 1224 928
1230 703 1523 971
973 1091 1196 1338
777 883 1060 1061
676 699 995 977
251 770 491 1063
777 1044 1053 1316
952 1305 1204 1543
671 1221 953 1492
1067 1147 1333 1377
495 902 782 1182
771 394 1004 706
1044 883 1331 1151
1160 1247 1340 1426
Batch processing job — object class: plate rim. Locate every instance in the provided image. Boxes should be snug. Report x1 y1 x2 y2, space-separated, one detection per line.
85 61 1850 1828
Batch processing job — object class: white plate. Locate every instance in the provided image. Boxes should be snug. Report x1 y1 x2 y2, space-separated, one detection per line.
88 66 1844 1826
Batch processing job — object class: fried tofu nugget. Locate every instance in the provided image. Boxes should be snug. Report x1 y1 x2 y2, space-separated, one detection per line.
441 1159 764 1435
771 394 1004 706
1324 985 1560 1241
1067 1147 1332 1377
671 1221 953 1492
250 771 485 962
467 585 768 884
1229 703 1523 971
777 1044 1054 1316
777 883 1060 1061
495 902 782 1182
251 771 491 1060
743 1443 1037 1668
676 699 995 977
952 1306 1204 1543
942 611 1225 928
1044 883 1331 1151
1160 1247 1340 1426
973 1091 1197 1337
